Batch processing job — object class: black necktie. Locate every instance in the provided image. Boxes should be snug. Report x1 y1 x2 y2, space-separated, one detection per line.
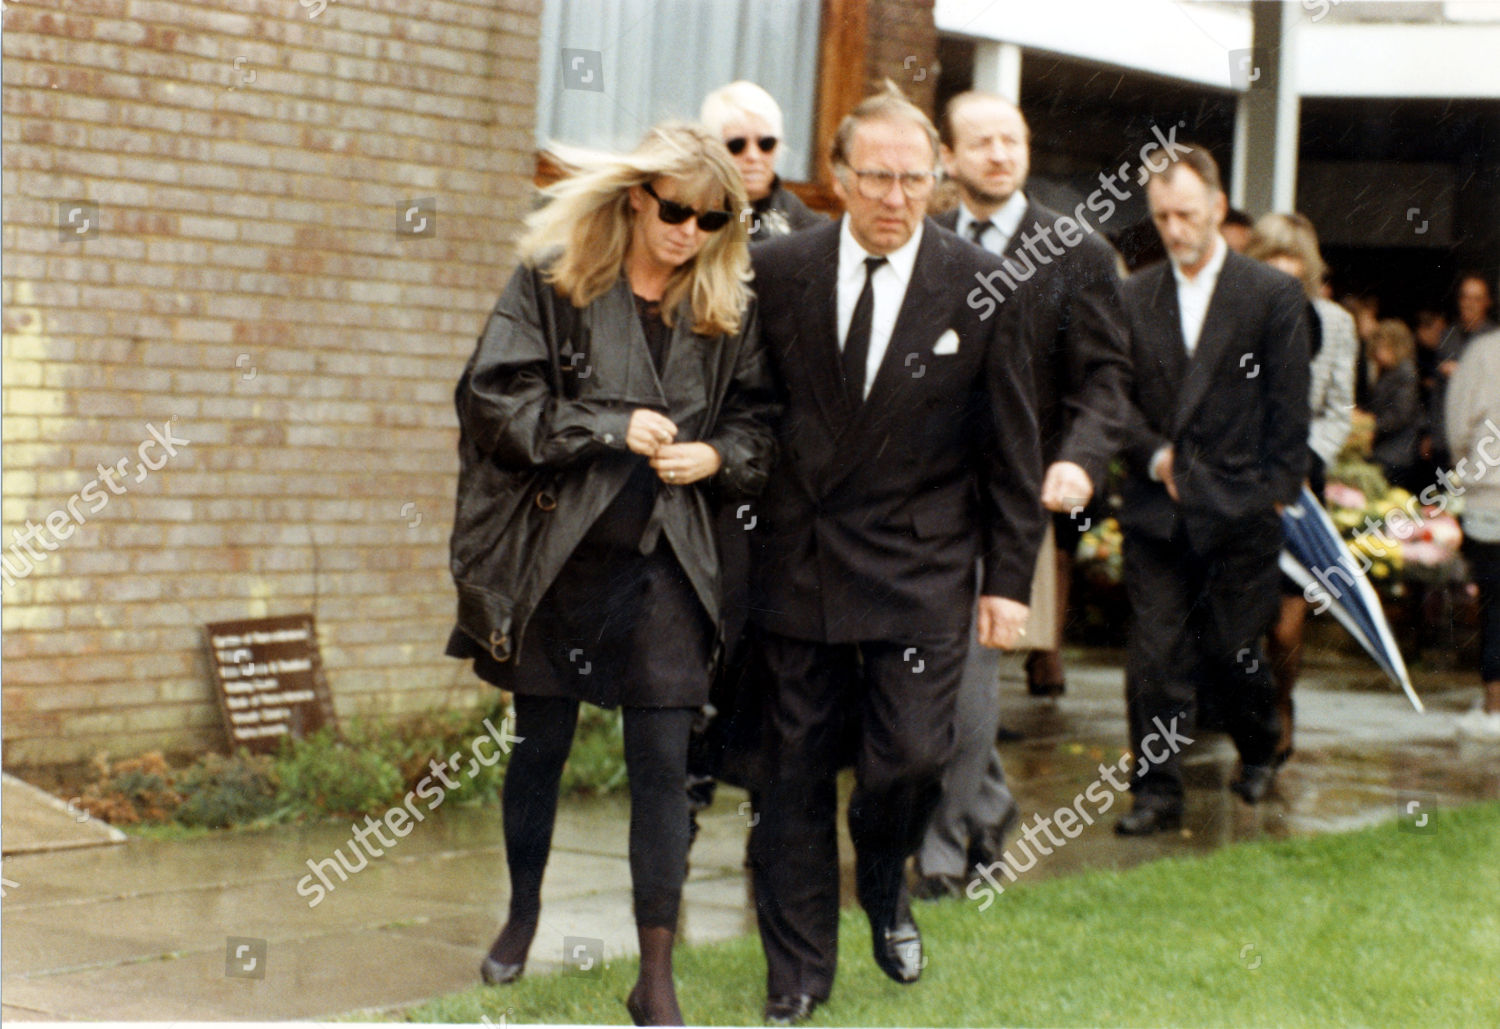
843 256 887 404
968 219 993 247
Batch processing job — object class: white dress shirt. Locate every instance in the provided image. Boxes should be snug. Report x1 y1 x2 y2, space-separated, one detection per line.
836 216 923 400
1151 233 1230 482
1172 233 1228 355
954 191 1028 256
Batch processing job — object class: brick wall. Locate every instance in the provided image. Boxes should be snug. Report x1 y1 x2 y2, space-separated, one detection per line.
866 0 938 116
1 0 542 764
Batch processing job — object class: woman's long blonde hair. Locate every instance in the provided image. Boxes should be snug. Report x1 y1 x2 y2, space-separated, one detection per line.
1245 212 1327 300
519 121 751 337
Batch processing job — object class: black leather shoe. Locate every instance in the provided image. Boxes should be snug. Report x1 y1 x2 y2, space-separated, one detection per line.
871 916 923 983
1114 804 1183 836
910 872 965 901
479 955 524 985
1231 763 1277 804
764 993 820 1026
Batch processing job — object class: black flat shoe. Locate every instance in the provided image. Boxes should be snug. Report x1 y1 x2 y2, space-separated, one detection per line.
871 916 923 983
764 993 820 1026
1231 763 1277 804
1114 804 1183 836
479 955 524 985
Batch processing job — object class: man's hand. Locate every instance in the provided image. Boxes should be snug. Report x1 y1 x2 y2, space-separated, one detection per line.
650 442 721 485
627 409 677 455
1153 445 1180 503
977 595 1029 650
1041 461 1094 514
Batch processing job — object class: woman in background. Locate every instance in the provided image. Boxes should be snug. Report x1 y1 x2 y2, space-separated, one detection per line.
1445 326 1500 738
1245 213 1356 764
446 122 776 1025
700 81 823 242
685 82 825 843
1365 318 1426 492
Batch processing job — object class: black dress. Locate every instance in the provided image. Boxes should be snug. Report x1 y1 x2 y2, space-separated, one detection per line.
469 295 714 710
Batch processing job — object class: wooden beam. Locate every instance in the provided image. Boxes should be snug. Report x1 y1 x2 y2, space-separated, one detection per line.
814 0 869 190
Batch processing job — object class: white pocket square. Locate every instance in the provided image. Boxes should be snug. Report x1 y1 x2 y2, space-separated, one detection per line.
932 328 960 355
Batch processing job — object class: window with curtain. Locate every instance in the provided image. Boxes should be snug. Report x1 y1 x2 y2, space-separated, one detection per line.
535 0 822 181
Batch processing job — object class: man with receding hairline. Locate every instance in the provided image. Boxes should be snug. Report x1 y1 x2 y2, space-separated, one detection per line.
916 90 1131 898
1113 143 1310 835
745 85 1043 1024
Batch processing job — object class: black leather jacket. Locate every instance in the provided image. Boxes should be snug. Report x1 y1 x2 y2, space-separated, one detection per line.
446 261 777 666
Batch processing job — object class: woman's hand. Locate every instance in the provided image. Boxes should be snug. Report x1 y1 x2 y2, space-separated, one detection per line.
650 442 721 485
627 409 678 456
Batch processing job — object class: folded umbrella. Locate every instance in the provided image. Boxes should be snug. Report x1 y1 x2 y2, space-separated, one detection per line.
1280 486 1423 712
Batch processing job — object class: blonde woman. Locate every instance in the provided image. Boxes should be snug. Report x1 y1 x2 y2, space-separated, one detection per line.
446 121 777 1026
1245 212 1357 763
1366 318 1425 489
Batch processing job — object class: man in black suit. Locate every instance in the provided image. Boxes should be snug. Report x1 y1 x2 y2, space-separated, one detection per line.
915 91 1132 896
745 87 1044 1024
1114 144 1310 835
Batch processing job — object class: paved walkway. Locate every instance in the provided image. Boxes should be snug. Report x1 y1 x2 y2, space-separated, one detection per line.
2 650 1495 1021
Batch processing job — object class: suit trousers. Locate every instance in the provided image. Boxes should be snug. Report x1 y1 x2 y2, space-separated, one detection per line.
747 630 967 1001
1123 520 1282 805
916 640 1018 879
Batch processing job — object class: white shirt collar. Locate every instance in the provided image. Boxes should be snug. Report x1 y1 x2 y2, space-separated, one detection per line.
838 215 923 288
1171 232 1228 289
956 192 1027 251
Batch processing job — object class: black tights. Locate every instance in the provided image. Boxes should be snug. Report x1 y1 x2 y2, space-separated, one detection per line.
502 693 694 931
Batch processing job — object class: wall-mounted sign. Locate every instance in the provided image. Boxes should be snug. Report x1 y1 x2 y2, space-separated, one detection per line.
204 614 335 753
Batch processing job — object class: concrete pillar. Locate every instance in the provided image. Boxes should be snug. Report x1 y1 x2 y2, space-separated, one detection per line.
973 41 1022 103
1230 2 1300 216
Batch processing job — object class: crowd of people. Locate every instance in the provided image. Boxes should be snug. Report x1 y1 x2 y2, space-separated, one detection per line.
444 79 1500 1026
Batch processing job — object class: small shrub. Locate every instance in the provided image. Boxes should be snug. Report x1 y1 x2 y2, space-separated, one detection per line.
273 727 405 818
77 752 183 825
559 705 627 796
173 752 281 829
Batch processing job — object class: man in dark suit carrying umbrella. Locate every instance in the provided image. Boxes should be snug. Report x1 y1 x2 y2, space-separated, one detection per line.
1114 143 1310 835
744 85 1044 1024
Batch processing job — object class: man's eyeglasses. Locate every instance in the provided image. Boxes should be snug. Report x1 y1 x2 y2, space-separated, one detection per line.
845 168 938 201
641 181 732 232
725 136 778 156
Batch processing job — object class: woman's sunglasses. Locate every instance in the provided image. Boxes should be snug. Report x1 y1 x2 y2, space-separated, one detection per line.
725 135 778 156
641 181 731 232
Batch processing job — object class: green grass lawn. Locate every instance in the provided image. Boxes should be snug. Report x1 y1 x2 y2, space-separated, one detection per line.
394 802 1500 1027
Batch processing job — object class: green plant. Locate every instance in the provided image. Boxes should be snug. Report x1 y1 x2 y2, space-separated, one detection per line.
273 726 406 818
559 705 627 796
173 752 282 829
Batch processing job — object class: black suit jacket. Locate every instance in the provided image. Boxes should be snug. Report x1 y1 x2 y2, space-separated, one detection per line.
936 202 1131 490
1117 251 1311 552
749 219 1045 644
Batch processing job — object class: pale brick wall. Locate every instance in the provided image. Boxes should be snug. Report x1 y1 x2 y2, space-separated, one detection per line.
2 0 542 764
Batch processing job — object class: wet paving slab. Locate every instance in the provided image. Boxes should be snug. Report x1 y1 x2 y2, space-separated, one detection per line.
1 648 1496 1020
